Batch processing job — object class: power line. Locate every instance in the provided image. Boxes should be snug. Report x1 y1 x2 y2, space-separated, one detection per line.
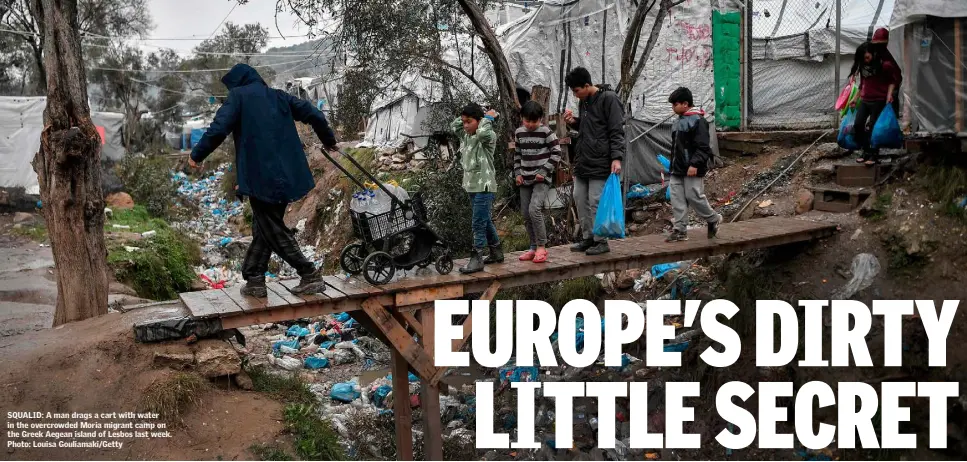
207 2 239 41
82 41 319 58
91 57 311 73
127 77 227 98
0 26 312 41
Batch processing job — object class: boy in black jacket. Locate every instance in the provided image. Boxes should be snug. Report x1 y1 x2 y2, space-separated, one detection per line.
666 87 722 242
563 67 625 256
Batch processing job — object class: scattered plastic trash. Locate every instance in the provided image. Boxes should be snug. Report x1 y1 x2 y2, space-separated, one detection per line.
386 372 420 383
626 183 651 200
287 325 311 338
272 338 300 353
372 384 392 407
141 230 157 238
269 355 302 371
651 262 683 279
219 236 232 247
657 154 671 172
498 366 540 383
112 224 131 229
304 356 330 369
334 312 352 323
831 253 881 299
123 246 140 252
663 341 690 353
330 382 362 403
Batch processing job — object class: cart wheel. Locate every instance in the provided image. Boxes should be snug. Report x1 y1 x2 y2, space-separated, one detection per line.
340 243 366 275
363 251 396 285
435 253 454 275
417 246 442 269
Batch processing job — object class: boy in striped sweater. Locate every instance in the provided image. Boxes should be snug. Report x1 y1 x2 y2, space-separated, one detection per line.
514 101 562 263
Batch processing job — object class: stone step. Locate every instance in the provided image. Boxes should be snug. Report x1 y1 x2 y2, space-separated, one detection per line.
809 186 872 213
834 163 893 187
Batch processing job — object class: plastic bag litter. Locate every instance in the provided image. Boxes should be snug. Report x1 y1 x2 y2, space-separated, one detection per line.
269 354 302 371
304 356 330 369
627 184 651 200
651 262 683 279
273 339 300 353
330 382 362 403
287 325 311 338
372 384 392 407
663 341 690 353
592 173 626 239
871 104 903 149
837 108 860 150
334 312 352 323
832 253 881 299
498 366 540 383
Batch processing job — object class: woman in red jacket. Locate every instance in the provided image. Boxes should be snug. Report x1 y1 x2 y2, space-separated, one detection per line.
850 28 902 165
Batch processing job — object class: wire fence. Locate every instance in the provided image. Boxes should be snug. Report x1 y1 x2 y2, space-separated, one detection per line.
746 0 845 130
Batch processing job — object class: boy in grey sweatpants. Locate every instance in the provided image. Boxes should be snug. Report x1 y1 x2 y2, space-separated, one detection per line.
666 87 722 242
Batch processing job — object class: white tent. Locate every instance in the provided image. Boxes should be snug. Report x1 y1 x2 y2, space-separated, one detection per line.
0 97 125 194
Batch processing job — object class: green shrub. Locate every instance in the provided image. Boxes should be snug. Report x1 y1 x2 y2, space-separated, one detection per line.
920 165 967 220
106 206 201 300
283 404 346 461
115 155 178 217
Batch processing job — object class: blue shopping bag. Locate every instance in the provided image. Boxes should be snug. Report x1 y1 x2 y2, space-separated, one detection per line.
837 107 859 150
592 173 625 239
871 104 903 149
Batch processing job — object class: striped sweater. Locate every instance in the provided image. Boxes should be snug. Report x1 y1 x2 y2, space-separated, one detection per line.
513 125 562 186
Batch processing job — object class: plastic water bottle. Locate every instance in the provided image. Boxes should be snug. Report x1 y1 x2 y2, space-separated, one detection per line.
368 190 381 215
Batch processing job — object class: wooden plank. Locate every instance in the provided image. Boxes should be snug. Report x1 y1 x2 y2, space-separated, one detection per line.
222 285 290 313
220 301 342 329
450 280 501 354
418 308 444 461
359 298 438 381
395 284 464 307
278 278 331 302
324 275 382 297
199 289 245 316
391 348 414 461
266 282 308 305
180 290 221 319
398 311 424 336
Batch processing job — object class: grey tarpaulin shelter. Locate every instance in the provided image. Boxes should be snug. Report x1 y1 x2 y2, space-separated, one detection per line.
889 0 967 134
0 96 125 194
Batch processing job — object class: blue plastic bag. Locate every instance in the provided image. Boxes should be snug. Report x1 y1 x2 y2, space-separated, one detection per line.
651 262 682 279
837 108 859 150
592 173 625 239
657 154 671 172
871 104 903 149
373 384 392 407
303 356 330 369
330 383 361 403
286 325 310 338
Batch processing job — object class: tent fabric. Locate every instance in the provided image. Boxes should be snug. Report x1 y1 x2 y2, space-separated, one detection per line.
890 0 967 28
891 18 967 134
0 96 125 194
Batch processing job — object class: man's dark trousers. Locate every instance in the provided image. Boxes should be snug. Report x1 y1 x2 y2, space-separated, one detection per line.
241 197 316 281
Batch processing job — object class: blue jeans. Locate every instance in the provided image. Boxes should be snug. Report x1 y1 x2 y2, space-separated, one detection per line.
469 192 499 251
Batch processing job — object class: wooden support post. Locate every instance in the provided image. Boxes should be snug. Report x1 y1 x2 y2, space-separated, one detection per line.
391 349 414 461
418 308 444 461
360 298 438 381
430 281 502 387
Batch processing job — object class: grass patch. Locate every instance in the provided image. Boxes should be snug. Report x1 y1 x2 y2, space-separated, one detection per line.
337 148 378 188
139 372 207 422
920 165 967 221
249 443 293 461
864 192 893 222
548 276 602 309
247 365 316 406
106 206 201 300
12 223 47 242
283 404 346 461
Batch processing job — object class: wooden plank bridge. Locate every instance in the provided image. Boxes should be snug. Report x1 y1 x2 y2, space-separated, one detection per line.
176 216 837 460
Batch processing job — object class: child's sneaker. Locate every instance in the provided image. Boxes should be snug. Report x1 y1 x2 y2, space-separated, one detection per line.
707 220 719 239
519 250 536 261
665 230 688 242
532 248 548 264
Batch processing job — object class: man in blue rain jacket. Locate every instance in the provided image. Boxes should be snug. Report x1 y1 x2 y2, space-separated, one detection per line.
190 63 337 298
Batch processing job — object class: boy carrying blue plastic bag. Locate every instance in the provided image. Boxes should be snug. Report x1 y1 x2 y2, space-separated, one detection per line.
665 87 722 242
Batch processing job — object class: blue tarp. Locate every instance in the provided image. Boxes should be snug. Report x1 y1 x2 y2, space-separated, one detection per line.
190 128 208 147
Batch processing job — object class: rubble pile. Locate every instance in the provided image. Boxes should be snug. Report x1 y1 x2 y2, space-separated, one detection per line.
375 146 428 172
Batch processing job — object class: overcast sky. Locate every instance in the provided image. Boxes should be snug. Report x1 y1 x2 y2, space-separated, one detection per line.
145 0 314 53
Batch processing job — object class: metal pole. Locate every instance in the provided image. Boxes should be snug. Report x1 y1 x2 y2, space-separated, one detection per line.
834 0 842 126
742 0 751 131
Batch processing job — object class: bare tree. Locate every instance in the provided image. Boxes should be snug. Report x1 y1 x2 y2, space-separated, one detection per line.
30 0 109 326
617 0 685 110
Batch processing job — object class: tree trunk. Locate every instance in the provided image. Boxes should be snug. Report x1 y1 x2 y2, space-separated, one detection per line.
456 0 520 165
618 0 681 110
30 41 48 93
30 0 109 326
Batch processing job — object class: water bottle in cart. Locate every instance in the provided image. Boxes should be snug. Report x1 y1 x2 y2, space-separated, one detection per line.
350 193 366 214
368 190 381 215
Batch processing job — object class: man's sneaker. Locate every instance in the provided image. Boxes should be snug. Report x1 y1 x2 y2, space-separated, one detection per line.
707 220 719 239
570 239 594 252
665 230 688 242
585 241 610 256
241 278 268 298
290 268 326 295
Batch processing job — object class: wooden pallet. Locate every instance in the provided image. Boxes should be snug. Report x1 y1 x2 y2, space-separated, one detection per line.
174 216 837 461
810 186 871 213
